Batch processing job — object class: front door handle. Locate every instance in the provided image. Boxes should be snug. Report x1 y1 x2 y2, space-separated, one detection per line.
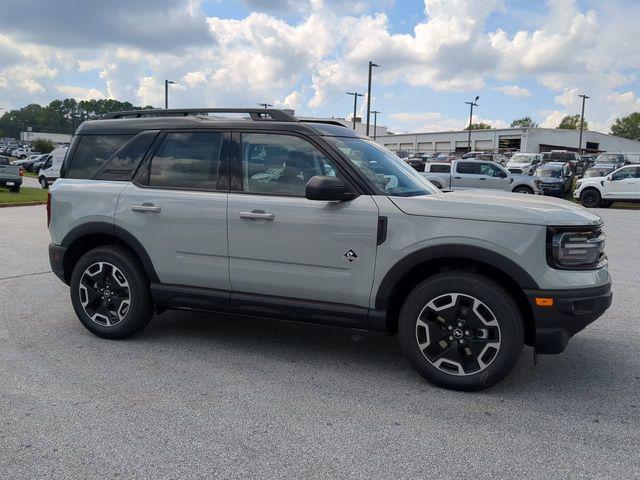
454 176 462 180
240 210 275 221
478 177 487 181
131 204 161 214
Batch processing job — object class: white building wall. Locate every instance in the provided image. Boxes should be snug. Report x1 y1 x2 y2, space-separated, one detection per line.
21 131 73 144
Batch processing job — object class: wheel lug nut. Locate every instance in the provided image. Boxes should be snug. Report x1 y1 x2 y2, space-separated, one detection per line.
448 325 454 331
448 336 454 341
459 339 466 345
457 322 464 327
465 330 472 336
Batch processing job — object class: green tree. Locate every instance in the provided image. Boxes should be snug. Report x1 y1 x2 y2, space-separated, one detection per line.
510 116 538 128
610 112 640 141
464 122 492 130
557 114 588 130
31 138 55 153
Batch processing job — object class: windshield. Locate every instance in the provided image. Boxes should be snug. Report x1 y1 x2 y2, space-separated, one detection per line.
550 152 574 161
595 154 623 163
537 168 561 178
510 154 534 164
584 167 612 177
326 137 440 197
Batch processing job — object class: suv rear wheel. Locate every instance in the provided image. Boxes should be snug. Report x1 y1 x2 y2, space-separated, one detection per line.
70 246 153 339
398 272 524 391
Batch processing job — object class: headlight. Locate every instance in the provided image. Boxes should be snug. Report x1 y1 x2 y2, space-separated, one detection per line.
547 227 606 269
534 179 542 188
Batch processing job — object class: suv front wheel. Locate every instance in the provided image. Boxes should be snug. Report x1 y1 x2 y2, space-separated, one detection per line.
398 272 524 391
70 246 154 339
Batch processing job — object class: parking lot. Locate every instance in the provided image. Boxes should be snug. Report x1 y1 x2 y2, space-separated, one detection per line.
1 205 638 479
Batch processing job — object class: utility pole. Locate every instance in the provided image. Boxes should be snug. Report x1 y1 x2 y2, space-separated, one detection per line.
257 102 273 109
371 110 381 140
164 80 175 109
464 96 479 152
365 61 379 136
578 94 589 154
346 92 364 130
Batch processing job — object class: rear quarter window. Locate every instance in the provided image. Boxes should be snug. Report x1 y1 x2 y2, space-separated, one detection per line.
430 164 450 173
65 134 133 179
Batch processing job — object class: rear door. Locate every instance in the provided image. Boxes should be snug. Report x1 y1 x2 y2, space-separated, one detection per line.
227 131 379 311
452 161 480 189
115 130 231 291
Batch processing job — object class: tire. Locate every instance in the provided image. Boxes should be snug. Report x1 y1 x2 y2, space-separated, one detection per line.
39 177 48 189
70 246 154 339
513 186 533 194
580 188 601 208
9 185 20 193
398 272 524 391
599 200 613 208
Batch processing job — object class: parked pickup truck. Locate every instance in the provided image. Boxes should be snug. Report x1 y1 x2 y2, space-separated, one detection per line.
422 160 542 194
0 156 23 192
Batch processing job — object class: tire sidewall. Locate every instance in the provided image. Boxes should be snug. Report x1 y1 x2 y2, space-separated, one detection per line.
398 273 524 391
513 186 533 194
580 189 600 208
70 246 153 339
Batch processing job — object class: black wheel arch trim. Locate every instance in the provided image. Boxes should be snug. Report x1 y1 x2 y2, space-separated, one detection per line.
60 221 159 283
375 244 540 310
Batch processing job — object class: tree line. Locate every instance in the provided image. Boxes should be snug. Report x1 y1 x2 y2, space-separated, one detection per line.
0 98 152 139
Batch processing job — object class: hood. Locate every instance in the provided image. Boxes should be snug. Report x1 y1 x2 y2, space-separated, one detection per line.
389 189 602 227
506 162 531 168
578 175 606 183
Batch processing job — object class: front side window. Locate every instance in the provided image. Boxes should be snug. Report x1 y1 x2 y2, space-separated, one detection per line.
148 132 225 190
480 163 505 177
66 134 133 179
241 133 338 196
611 167 638 181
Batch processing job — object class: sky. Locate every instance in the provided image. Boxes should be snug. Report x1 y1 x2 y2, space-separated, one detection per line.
0 0 639 134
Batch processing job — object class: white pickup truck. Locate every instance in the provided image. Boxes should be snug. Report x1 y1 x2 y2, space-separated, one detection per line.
422 159 542 194
0 156 23 192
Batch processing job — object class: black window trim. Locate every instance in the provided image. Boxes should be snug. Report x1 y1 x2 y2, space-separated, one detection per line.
229 129 363 199
91 130 161 181
62 133 135 180
133 129 232 193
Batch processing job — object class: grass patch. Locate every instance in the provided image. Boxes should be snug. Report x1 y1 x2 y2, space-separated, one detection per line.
23 171 38 178
0 186 48 206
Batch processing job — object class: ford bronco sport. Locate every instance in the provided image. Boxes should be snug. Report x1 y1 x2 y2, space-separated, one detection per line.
47 108 612 391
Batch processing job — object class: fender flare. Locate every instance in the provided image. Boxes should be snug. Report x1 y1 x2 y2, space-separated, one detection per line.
61 221 159 283
374 244 539 310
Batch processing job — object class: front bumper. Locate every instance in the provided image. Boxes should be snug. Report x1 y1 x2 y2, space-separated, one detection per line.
49 243 68 284
525 282 612 354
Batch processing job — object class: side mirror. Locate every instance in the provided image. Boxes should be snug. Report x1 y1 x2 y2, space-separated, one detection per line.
606 175 613 181
305 176 353 201
498 170 508 178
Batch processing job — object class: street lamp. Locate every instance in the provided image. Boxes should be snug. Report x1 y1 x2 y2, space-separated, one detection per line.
257 102 273 109
465 96 479 152
365 61 379 136
578 94 589 154
346 92 364 130
165 80 176 109
371 110 381 141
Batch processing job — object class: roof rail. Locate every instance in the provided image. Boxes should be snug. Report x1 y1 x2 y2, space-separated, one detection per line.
100 108 298 122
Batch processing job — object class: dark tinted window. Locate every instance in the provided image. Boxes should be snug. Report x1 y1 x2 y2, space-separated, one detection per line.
148 132 225 190
549 152 575 161
66 135 133 179
0 157 9 165
430 164 450 173
95 131 157 181
456 162 481 174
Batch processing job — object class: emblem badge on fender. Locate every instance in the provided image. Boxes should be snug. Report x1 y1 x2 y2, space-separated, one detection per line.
344 249 358 263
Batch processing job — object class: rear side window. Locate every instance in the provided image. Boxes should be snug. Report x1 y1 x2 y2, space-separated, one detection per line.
456 162 481 174
147 132 225 190
66 135 133 179
430 164 450 173
94 131 158 181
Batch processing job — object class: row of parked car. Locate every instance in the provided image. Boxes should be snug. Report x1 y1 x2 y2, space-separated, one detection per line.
406 150 639 208
0 141 39 159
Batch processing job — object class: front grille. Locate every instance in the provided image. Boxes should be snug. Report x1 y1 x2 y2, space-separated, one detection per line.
508 168 522 174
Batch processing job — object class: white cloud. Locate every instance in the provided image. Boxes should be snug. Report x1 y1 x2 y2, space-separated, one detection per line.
55 85 106 101
390 111 508 133
494 85 531 97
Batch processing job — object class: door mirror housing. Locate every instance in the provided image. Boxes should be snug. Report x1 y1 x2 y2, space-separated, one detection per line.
305 176 353 201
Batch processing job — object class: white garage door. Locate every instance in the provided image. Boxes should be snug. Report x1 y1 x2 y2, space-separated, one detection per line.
475 140 493 150
435 141 451 152
417 142 433 152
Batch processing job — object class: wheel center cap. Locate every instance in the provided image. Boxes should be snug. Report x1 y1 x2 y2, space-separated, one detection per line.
453 328 463 339
104 291 111 297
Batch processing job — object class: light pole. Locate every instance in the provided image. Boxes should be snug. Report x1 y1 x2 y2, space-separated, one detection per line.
365 61 379 136
465 96 479 152
164 80 175 109
257 102 273 109
371 110 381 140
578 94 589 154
346 92 364 130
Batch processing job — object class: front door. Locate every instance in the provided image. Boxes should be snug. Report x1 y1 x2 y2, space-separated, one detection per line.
478 162 510 190
115 130 231 290
227 132 379 309
604 166 639 199
452 161 480 189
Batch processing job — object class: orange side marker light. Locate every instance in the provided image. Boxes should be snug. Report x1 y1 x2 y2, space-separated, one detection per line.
535 297 554 307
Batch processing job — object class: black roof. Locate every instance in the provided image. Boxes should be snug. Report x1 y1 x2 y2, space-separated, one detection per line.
76 108 366 138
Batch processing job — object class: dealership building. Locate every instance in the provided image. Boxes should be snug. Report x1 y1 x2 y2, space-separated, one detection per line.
375 127 640 157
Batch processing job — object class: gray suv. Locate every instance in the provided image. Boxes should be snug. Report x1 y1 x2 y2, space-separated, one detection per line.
47 108 612 391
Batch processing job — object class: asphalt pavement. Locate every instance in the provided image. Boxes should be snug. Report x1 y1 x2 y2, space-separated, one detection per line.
0 205 638 479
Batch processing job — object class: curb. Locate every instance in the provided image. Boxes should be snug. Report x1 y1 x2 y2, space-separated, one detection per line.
0 201 47 208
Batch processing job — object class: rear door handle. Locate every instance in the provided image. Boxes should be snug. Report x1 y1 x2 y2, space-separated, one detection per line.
478 177 487 180
240 210 275 221
454 176 462 179
131 204 161 214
